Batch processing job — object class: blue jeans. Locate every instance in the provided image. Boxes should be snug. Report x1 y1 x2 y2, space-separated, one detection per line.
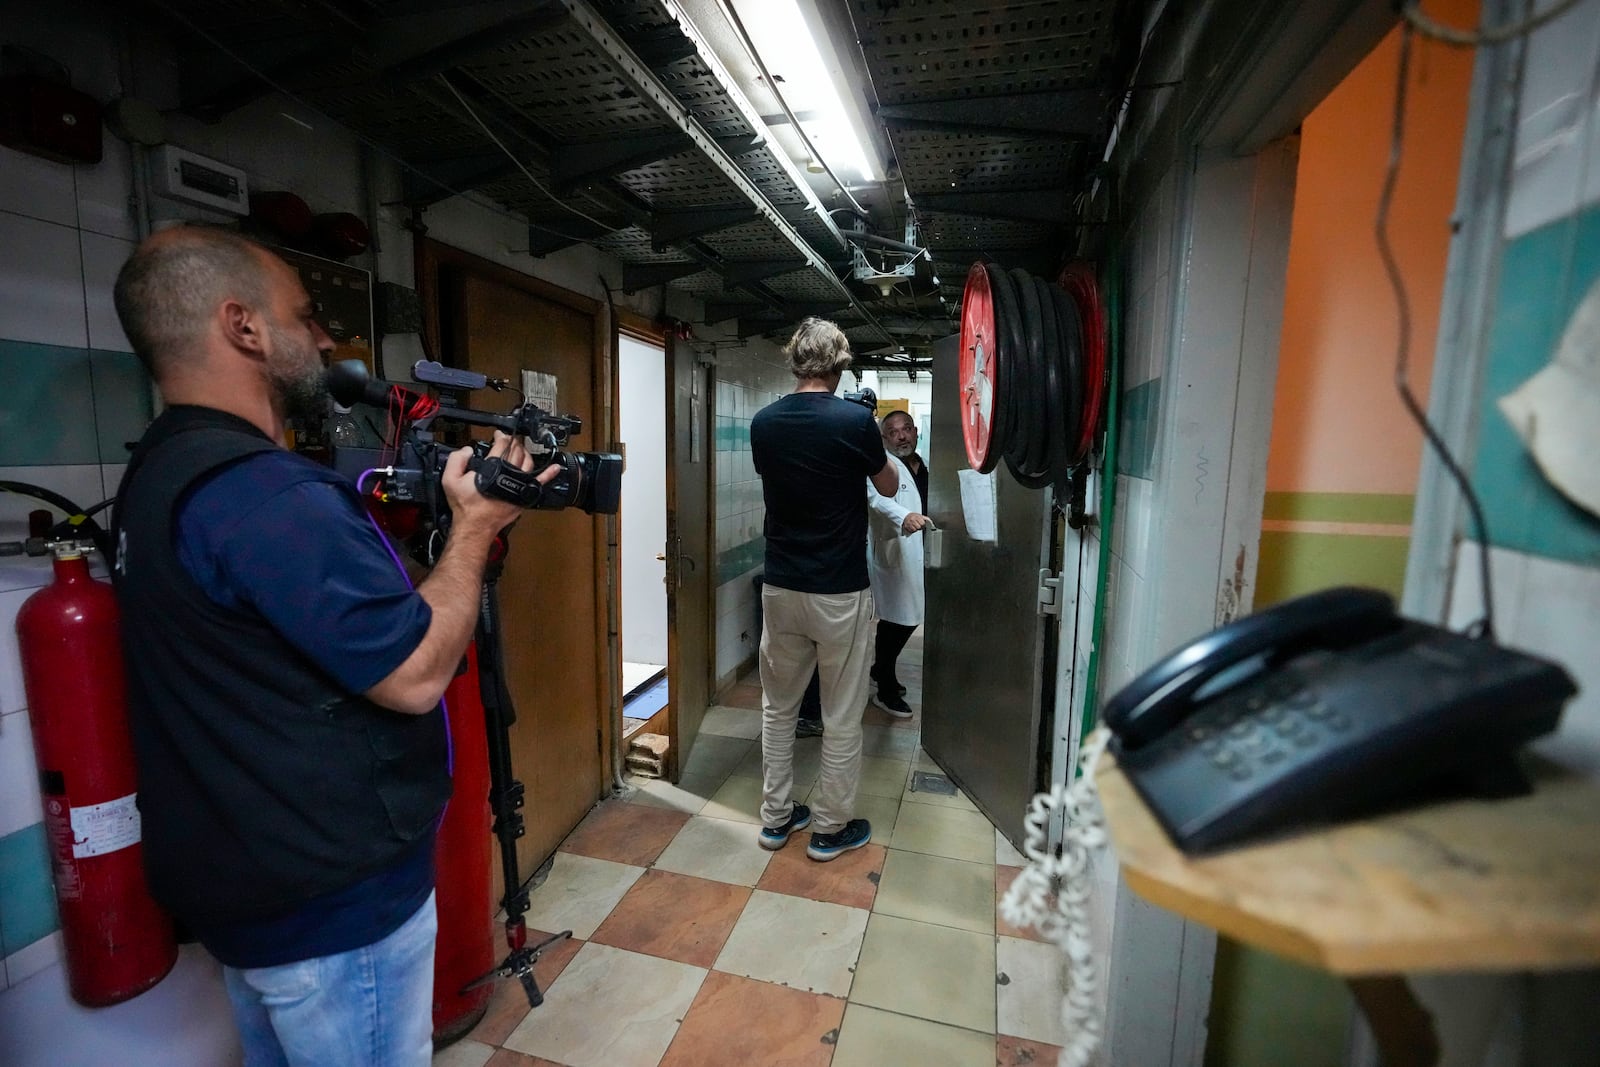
222 891 436 1067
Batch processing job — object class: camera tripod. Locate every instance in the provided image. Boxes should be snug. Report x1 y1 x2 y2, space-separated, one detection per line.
458 548 571 1007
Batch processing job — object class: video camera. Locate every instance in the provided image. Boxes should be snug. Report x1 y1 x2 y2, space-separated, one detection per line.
327 360 621 560
842 386 877 412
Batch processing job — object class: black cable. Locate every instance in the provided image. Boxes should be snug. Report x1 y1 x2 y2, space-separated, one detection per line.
0 482 116 561
1375 25 1496 639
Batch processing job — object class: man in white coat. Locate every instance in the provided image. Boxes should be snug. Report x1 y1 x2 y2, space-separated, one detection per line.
866 410 931 718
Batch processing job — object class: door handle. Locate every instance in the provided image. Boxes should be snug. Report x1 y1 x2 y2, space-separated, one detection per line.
655 553 666 561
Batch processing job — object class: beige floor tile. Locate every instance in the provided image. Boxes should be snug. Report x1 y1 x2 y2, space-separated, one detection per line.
995 828 1028 867
914 747 941 772
431 1039 494 1067
891 802 999 865
801 778 900 834
730 738 822 789
857 755 912 799
861 723 919 759
698 704 763 739
503 943 706 1067
712 889 869 997
701 774 764 825
874 849 995 934
521 853 644 939
901 779 980 813
653 814 774 886
829 1004 995 1067
680 733 755 781
850 913 996 1033
996 935 1069 1046
623 774 719 815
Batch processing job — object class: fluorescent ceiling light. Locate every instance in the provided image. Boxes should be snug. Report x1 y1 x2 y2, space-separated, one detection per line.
730 0 879 183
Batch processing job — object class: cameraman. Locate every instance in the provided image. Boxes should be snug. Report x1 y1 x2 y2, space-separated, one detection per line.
750 318 898 862
111 226 544 1067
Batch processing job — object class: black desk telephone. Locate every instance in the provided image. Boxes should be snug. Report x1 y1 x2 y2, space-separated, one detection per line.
1103 587 1578 854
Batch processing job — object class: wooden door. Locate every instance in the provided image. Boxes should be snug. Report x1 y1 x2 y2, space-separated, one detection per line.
665 336 713 775
453 270 608 889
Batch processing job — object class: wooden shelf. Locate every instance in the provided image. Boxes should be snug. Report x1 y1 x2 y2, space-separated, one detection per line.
1097 756 1600 975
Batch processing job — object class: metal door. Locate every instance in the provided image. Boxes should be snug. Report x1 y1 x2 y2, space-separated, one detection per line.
922 333 1056 846
665 336 712 774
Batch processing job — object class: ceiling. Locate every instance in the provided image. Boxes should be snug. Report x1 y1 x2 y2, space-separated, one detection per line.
144 0 1145 364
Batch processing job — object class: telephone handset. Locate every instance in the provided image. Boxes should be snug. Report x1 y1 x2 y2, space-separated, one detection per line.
1103 587 1402 749
1104 586 1577 853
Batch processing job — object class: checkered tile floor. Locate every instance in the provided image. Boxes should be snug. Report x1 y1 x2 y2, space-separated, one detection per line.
434 637 1067 1067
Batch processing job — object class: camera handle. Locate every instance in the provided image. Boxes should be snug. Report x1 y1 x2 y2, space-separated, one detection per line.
458 549 571 1007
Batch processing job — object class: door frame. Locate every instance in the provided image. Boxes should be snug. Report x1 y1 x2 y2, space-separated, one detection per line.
413 238 620 790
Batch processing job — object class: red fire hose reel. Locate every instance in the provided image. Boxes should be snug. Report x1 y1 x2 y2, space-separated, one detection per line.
16 543 178 1007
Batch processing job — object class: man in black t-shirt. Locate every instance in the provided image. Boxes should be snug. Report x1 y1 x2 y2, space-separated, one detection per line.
750 318 899 861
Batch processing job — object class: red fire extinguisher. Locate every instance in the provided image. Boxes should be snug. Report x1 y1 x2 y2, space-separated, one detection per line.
432 641 496 1043
16 543 178 1006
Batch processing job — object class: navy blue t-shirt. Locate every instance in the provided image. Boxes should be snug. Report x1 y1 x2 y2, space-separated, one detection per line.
751 392 889 594
175 449 436 967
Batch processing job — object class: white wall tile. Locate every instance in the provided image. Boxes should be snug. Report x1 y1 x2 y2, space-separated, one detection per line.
2 931 62 990
73 137 137 241
0 213 86 348
0 589 39 716
80 232 134 353
0 148 78 228
0 708 44 837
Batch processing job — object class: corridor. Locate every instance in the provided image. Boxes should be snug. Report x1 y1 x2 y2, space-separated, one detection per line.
433 636 1067 1067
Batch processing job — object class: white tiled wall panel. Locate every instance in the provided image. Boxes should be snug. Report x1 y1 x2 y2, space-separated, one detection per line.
0 213 87 349
79 232 135 353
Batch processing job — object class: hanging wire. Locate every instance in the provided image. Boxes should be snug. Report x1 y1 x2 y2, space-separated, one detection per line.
1401 0 1588 47
434 74 618 234
1375 25 1497 638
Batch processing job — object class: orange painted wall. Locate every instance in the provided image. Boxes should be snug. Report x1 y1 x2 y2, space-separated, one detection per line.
1266 3 1479 494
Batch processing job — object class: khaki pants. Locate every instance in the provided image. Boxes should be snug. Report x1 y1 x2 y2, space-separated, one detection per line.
757 586 873 834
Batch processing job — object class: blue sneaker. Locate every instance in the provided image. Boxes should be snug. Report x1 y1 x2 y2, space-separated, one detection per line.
759 803 811 850
806 818 872 862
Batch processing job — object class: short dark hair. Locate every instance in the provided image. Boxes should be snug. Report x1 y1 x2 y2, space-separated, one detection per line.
881 409 915 431
113 227 272 375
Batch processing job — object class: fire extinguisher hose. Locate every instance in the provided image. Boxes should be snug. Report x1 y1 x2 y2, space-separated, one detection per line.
0 481 115 559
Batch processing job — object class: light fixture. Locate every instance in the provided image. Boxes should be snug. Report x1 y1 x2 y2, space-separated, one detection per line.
730 0 879 183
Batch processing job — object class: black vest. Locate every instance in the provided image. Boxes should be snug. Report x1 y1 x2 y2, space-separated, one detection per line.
113 406 449 927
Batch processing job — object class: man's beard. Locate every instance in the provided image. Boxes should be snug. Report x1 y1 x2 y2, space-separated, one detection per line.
889 439 917 458
266 324 328 423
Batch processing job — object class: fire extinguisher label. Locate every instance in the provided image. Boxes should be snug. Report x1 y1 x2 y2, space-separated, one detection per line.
68 792 142 858
42 800 82 900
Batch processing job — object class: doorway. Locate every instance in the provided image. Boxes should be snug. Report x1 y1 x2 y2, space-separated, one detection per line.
417 240 612 899
618 334 670 733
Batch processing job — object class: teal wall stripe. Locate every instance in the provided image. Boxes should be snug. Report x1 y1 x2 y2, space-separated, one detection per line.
1473 204 1600 564
0 342 152 467
716 537 765 585
1118 377 1161 480
0 822 59 957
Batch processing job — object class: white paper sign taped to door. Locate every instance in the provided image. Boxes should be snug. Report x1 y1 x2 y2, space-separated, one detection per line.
958 468 998 543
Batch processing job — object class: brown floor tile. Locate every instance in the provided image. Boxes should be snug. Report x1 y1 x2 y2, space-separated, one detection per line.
996 1034 1064 1065
862 704 919 729
658 970 846 1067
589 869 752 967
557 799 690 867
486 1049 568 1067
756 840 886 909
995 866 1050 943
723 682 764 709
465 930 585 1046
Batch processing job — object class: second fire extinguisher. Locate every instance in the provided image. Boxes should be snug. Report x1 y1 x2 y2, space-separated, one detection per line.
16 542 177 1007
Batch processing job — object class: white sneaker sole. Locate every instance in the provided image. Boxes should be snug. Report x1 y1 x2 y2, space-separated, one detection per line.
869 693 913 719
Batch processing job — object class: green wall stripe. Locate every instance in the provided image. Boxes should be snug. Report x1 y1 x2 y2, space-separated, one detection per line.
1255 530 1409 607
1261 492 1415 525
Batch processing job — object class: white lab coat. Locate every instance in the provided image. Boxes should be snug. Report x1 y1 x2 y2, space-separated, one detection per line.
866 454 924 626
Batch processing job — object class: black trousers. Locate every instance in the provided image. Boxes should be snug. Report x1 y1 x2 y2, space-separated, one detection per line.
798 618 916 720
872 620 917 692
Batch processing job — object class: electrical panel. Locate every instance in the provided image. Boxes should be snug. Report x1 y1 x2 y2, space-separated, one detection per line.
151 144 249 215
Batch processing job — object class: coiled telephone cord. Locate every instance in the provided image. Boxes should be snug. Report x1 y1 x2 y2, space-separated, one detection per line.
998 725 1113 1067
